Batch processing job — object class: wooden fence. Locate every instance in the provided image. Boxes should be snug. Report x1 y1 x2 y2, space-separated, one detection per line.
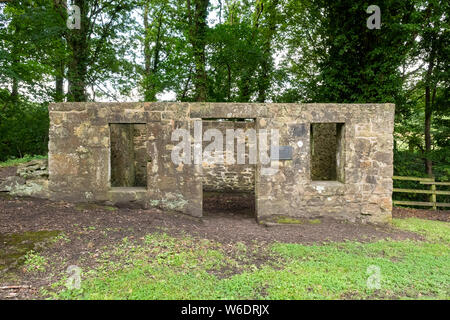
393 176 450 210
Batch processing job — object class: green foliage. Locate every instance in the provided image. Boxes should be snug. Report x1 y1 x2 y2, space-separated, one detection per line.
0 0 67 101
0 154 47 168
0 97 49 161
395 150 450 181
318 1 414 103
393 149 450 205
279 0 415 103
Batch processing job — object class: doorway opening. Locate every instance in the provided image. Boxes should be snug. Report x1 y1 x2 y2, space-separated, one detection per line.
201 118 256 218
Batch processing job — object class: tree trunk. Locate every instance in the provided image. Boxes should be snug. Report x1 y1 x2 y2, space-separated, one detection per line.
180 66 193 101
238 0 264 102
187 0 209 102
424 35 436 177
239 72 251 102
143 3 163 102
143 3 154 101
11 77 18 100
65 0 88 102
10 24 20 100
55 60 64 102
256 59 269 103
256 0 278 103
226 63 231 101
67 47 88 101
424 86 433 176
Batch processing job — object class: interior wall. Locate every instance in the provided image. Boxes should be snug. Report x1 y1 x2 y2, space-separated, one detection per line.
110 123 147 187
201 120 256 193
310 123 338 181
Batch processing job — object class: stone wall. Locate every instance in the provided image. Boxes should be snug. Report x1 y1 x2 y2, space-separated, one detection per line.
255 104 394 224
48 102 395 224
0 159 49 198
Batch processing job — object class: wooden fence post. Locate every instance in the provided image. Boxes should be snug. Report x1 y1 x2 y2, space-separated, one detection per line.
430 177 437 210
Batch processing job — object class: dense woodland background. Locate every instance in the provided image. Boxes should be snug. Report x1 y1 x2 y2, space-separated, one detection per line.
0 0 448 185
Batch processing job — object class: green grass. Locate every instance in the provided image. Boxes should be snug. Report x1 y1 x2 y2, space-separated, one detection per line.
392 218 450 242
24 250 48 273
0 154 47 167
54 218 449 300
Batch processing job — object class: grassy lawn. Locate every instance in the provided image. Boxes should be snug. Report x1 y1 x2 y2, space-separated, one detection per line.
43 218 449 300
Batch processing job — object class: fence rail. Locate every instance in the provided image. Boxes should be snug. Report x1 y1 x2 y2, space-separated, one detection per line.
392 176 450 210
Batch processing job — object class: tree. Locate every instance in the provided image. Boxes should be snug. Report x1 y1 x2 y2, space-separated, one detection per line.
394 0 449 178
308 0 414 103
207 0 281 102
186 0 209 101
142 0 166 101
0 0 64 102
416 0 449 176
53 0 137 102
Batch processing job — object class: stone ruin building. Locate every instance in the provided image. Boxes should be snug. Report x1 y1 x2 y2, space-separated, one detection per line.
1 102 395 224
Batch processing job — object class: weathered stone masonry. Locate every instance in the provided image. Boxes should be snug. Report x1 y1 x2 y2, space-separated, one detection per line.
47 102 395 224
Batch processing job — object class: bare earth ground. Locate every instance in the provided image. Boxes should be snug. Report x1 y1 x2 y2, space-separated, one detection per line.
0 167 448 299
0 193 423 245
393 206 450 222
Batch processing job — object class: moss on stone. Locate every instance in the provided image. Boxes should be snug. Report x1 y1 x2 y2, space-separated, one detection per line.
0 230 61 280
276 217 304 224
275 217 322 225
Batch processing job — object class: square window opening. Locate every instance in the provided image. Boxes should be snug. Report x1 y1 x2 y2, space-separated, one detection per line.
310 123 345 182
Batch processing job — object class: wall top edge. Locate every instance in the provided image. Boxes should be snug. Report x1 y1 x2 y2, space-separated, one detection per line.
49 102 395 113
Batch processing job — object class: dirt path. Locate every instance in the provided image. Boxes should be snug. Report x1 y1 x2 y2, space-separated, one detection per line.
0 194 421 244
